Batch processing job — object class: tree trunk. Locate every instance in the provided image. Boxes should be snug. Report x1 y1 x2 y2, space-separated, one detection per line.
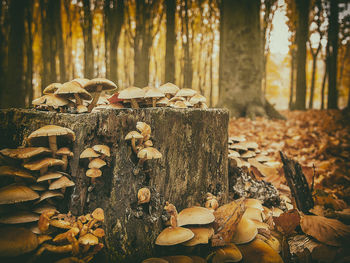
5 0 26 108
327 0 339 109
183 0 192 90
82 0 94 78
0 1 8 108
64 0 73 81
165 0 176 83
289 48 296 110
25 0 34 107
321 51 328 110
54 0 66 83
218 0 277 118
294 0 310 110
104 0 124 85
0 107 229 262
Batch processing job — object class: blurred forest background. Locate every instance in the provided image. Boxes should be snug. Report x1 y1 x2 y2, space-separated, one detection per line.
0 0 349 113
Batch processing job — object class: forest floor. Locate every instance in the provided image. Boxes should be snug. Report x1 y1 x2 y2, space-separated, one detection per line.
228 109 350 262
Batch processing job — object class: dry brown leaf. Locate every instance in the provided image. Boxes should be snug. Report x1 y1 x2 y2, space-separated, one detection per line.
300 215 350 246
273 209 301 236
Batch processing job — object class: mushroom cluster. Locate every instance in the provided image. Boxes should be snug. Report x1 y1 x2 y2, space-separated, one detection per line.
32 208 105 262
0 125 78 260
32 78 117 113
80 145 110 184
110 82 208 109
125 122 162 165
142 197 284 263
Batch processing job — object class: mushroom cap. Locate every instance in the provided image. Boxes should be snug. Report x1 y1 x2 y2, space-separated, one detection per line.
50 219 71 229
231 217 258 244
33 204 58 214
229 136 246 143
35 190 64 203
228 150 240 158
241 150 256 159
0 211 40 224
0 185 39 204
92 145 110 157
144 140 153 147
43 83 63 94
88 158 106 169
144 88 165 99
92 208 104 221
0 147 51 159
37 172 63 182
32 94 71 108
28 125 76 145
210 243 243 263
84 78 117 92
175 88 197 97
271 207 283 217
137 147 162 160
181 227 214 246
237 238 283 263
172 101 187 108
125 131 143 140
162 256 193 263
177 206 215 227
0 227 39 257
136 122 152 135
77 105 88 113
49 176 75 190
55 81 92 100
138 187 151 204
159 82 180 95
118 86 145 99
79 233 99 245
80 148 100 159
0 165 35 180
86 168 102 178
92 228 105 238
107 103 124 109
28 184 47 192
142 258 169 263
256 234 281 253
243 207 263 222
244 198 264 211
56 147 73 157
230 143 248 151
155 226 194 246
24 157 65 171
240 141 259 150
189 94 206 105
252 220 270 230
156 97 169 106
71 78 90 88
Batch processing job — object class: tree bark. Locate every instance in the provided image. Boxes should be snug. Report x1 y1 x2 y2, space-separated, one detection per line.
183 0 192 90
0 1 8 108
82 0 94 78
218 0 282 119
289 48 296 110
327 0 339 109
321 52 328 110
55 0 66 83
0 108 229 262
308 41 321 109
294 0 310 110
165 0 176 83
25 0 34 107
5 0 26 108
104 0 124 85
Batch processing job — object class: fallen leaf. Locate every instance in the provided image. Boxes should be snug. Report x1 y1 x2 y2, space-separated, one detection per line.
273 209 301 236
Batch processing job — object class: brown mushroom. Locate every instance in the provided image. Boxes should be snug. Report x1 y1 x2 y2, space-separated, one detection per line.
88 158 106 169
155 226 194 246
24 157 65 175
144 88 165 107
56 147 73 171
125 131 144 154
92 144 110 157
55 81 92 107
159 82 180 99
177 206 215 227
118 86 145 108
84 78 117 112
0 185 39 204
138 187 151 204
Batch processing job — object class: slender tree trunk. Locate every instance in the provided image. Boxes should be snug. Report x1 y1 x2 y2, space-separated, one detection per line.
55 0 66 83
327 0 339 109
337 44 349 98
210 33 214 107
64 0 73 80
308 55 317 109
104 0 124 85
5 0 26 108
82 0 94 78
289 48 296 110
165 0 176 83
0 1 8 108
183 0 192 90
25 0 34 106
294 0 310 110
321 50 329 110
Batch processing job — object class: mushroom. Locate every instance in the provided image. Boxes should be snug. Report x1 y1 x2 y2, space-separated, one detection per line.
35 190 64 204
205 198 219 211
86 168 102 183
142 258 169 263
0 147 51 160
125 131 144 154
237 238 283 263
144 88 165 107
55 81 92 107
88 158 106 169
172 101 187 109
0 165 36 181
208 243 242 263
0 185 39 204
138 187 151 204
32 94 72 111
159 82 180 99
162 256 193 263
80 148 100 161
49 176 75 192
244 198 264 211
0 211 40 224
24 157 65 175
242 207 263 222
181 226 214 246
175 88 197 100
231 217 258 244
43 83 63 94
92 144 110 157
189 94 206 107
144 140 153 147
136 122 152 141
37 171 63 183
118 86 145 109
156 97 169 107
155 226 194 246
177 206 215 227
56 147 73 171
84 78 117 112
137 147 162 165
27 125 76 157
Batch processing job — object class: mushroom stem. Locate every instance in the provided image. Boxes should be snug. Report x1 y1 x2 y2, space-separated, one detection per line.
88 85 103 112
152 98 157 107
131 138 138 154
61 155 68 171
130 99 139 109
137 157 147 166
48 135 58 157
74 94 82 106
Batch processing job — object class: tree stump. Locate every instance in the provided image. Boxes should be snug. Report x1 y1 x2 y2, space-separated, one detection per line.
0 108 229 262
